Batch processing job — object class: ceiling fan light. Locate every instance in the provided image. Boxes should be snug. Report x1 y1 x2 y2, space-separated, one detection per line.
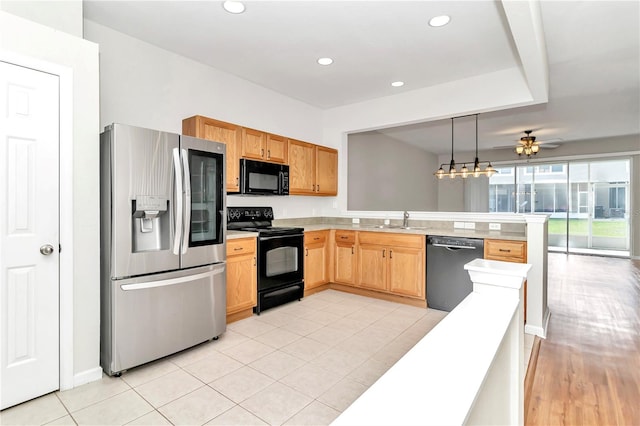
532 144 540 153
515 145 524 155
222 1 245 14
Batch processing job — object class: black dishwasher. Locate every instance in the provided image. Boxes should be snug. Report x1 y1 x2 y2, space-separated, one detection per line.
426 236 484 311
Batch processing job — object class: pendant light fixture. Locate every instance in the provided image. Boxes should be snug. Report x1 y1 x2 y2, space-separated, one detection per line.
434 114 497 179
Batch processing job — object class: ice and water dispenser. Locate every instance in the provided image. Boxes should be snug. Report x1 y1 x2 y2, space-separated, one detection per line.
132 195 170 252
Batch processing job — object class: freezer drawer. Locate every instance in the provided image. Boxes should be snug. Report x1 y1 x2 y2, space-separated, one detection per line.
101 263 226 376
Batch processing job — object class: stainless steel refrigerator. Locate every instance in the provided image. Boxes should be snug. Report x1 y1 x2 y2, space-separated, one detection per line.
100 123 226 376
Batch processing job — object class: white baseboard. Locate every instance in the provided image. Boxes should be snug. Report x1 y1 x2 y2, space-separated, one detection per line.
525 309 551 338
74 366 103 388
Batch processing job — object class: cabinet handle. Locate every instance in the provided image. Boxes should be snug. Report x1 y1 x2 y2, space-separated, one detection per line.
305 248 309 256
312 184 315 191
261 148 265 157
267 149 271 158
234 247 243 251
317 185 320 192
236 176 239 185
313 237 320 240
351 246 354 255
390 250 393 259
340 236 348 239
382 249 386 258
499 248 511 253
253 256 256 266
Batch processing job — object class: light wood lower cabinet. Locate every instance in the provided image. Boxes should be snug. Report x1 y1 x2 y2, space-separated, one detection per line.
304 230 329 290
356 232 426 300
484 239 528 320
334 230 357 286
226 238 257 322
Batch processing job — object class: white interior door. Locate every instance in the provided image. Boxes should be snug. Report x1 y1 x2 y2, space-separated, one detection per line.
0 61 60 410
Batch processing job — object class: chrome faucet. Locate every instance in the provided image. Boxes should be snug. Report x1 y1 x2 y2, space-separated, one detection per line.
403 211 410 228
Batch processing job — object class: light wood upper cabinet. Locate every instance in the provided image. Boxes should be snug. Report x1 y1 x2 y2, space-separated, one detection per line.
241 128 288 164
304 230 329 290
357 232 425 299
266 133 288 163
289 139 316 195
316 146 338 195
241 127 266 161
334 230 357 286
226 238 257 316
182 115 241 192
289 139 338 196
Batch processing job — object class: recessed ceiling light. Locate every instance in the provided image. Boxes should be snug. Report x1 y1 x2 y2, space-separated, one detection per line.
317 57 333 66
223 1 245 14
429 15 451 27
391 81 404 87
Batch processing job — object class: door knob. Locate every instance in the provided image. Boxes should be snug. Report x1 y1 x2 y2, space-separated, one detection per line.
40 244 55 255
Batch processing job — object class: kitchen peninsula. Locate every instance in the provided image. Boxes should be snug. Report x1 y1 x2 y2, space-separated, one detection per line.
228 212 549 338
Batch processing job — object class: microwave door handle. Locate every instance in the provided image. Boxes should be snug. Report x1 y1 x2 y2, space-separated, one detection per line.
172 148 183 255
279 171 284 195
181 149 191 255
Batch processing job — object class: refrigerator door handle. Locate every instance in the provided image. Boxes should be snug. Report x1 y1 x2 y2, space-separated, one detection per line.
172 148 183 255
181 149 191 255
120 266 225 291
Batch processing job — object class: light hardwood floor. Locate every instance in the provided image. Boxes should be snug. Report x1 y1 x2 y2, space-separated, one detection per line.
526 253 640 425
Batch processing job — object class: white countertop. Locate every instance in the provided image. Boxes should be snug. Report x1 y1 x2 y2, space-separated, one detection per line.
333 291 519 425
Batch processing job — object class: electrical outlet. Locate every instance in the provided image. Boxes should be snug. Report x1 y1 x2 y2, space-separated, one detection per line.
352 218 360 224
489 223 501 231
454 222 465 229
464 222 476 229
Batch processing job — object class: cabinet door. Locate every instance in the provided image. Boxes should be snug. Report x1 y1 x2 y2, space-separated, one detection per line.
316 146 338 196
357 244 387 291
289 139 316 195
242 127 266 160
226 252 257 315
266 134 288 164
183 116 241 192
335 242 356 285
305 242 328 290
388 246 424 299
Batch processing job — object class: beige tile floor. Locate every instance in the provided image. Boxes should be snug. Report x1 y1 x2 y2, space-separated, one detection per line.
0 290 449 426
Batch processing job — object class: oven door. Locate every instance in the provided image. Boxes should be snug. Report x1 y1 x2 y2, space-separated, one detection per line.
258 233 304 291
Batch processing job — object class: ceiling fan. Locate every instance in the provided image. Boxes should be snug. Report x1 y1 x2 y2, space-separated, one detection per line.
492 130 562 152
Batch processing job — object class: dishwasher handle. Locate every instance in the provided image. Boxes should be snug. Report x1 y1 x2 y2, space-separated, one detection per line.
431 243 478 251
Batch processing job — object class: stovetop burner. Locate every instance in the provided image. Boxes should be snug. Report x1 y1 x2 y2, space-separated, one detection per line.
227 207 303 236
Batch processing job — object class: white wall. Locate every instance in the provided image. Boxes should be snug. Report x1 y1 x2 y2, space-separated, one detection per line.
347 132 438 211
0 0 83 37
0 11 100 381
83 20 337 219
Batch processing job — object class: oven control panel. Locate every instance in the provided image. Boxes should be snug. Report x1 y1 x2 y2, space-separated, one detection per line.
228 207 274 222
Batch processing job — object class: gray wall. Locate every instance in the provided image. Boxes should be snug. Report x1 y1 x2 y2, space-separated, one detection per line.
348 132 438 211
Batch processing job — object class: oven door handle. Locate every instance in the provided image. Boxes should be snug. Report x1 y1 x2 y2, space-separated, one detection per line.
259 234 304 241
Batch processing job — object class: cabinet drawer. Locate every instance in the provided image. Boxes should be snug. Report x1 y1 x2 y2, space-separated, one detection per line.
484 239 526 262
335 230 356 244
227 238 256 256
358 231 424 249
305 230 327 245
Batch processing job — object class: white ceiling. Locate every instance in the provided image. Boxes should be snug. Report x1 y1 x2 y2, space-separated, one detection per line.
83 0 640 154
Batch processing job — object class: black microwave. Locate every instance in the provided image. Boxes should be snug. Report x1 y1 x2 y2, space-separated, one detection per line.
237 158 289 195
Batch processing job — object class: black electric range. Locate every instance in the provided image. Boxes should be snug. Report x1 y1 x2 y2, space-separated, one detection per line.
227 207 304 313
